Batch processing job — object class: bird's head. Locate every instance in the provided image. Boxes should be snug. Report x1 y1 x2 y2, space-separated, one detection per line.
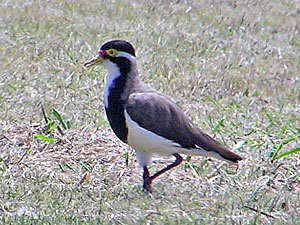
84 40 136 73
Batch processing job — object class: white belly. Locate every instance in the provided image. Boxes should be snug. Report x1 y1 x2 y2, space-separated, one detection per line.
124 110 183 166
124 110 225 166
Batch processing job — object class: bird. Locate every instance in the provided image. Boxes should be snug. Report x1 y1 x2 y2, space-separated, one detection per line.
84 40 242 192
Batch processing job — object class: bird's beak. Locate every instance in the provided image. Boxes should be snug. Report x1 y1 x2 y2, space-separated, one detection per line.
84 55 104 68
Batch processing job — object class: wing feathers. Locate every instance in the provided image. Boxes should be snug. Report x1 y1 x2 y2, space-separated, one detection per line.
126 92 242 163
126 92 195 148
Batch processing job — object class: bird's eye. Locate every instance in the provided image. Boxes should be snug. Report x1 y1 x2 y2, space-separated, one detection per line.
107 49 118 57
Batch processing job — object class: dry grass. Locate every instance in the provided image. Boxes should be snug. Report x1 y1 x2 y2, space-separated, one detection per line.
1 0 300 224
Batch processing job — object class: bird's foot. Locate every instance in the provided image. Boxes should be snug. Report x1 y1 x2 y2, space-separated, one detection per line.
143 179 152 193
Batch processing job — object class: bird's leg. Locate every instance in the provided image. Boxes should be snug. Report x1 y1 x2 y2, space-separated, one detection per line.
143 166 151 192
142 153 183 193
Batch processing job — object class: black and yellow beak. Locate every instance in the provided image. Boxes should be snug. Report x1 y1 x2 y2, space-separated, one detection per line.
84 50 108 68
84 55 104 68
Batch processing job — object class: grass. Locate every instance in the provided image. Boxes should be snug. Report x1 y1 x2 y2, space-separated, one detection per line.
1 0 299 224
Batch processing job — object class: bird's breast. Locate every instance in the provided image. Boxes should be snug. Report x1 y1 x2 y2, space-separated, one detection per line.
104 70 130 143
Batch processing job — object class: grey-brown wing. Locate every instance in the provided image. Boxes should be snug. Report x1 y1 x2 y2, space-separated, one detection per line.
126 92 242 163
126 92 197 148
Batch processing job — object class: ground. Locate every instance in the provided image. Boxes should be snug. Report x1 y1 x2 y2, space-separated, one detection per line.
0 0 299 224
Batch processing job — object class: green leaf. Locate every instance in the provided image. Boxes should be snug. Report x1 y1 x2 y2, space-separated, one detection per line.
124 152 129 168
185 155 191 162
184 155 192 169
275 147 300 159
8 84 17 91
271 142 283 162
213 118 224 133
52 108 67 130
45 121 57 133
66 120 71 129
271 137 295 162
33 134 55 143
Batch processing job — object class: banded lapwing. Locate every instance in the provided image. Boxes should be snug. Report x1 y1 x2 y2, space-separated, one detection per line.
84 40 242 192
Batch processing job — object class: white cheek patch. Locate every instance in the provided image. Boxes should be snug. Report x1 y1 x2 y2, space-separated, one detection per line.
116 51 136 64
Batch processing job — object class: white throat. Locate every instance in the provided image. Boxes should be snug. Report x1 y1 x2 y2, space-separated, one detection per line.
103 52 137 108
104 61 121 108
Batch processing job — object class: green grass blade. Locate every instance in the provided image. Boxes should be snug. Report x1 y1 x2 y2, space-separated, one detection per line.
213 118 224 133
45 121 57 133
271 142 283 162
271 137 295 162
66 120 71 129
184 155 192 169
80 161 92 171
33 134 55 143
275 147 300 159
52 108 67 130
124 152 129 168
62 162 75 172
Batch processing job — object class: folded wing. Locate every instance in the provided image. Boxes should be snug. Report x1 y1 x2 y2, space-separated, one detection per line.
126 92 242 163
